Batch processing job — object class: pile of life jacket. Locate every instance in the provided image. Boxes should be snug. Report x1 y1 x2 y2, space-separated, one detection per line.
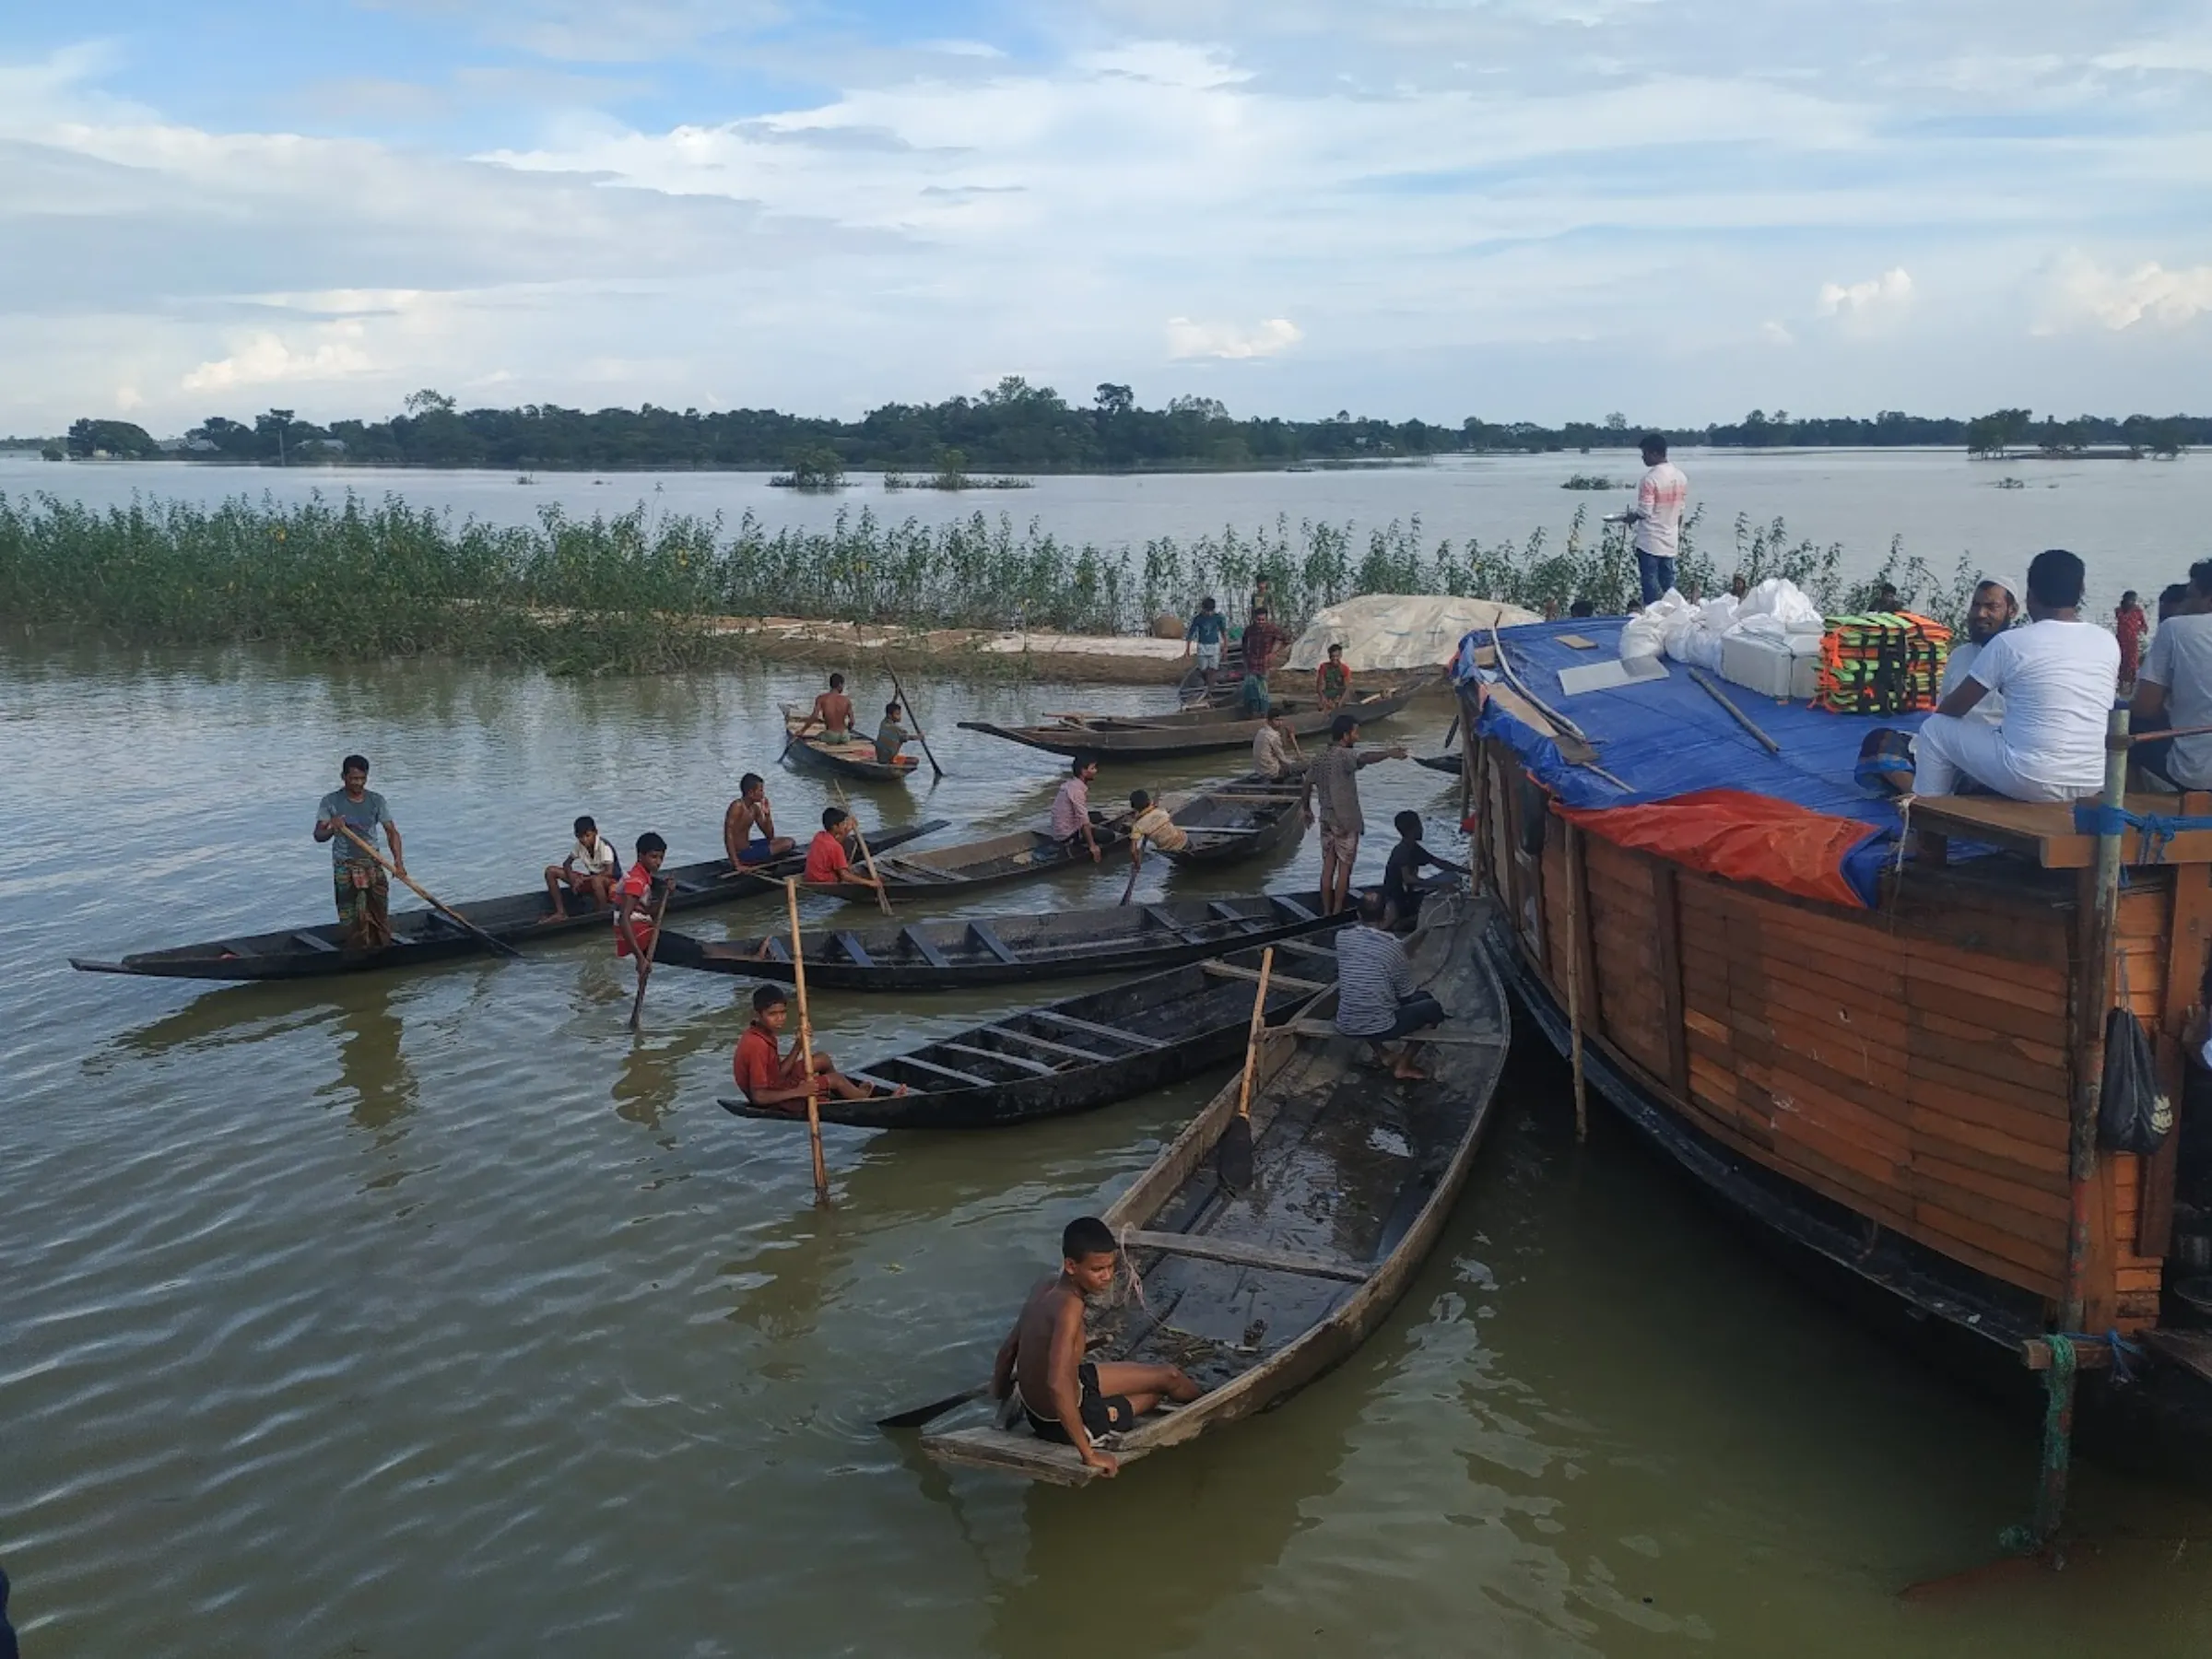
1816 612 1952 715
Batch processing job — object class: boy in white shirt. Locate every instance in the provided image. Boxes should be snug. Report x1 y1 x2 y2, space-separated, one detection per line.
1912 548 2117 803
544 814 621 919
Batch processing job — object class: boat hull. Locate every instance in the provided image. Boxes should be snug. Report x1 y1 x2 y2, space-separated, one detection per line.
958 688 1418 759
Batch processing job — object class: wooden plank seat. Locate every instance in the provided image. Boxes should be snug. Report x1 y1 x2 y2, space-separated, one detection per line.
1201 961 1329 994
292 932 339 952
1027 1009 1163 1049
1269 894 1320 921
1910 790 2212 869
885 1054 995 1088
934 1041 1056 1077
967 922 1020 965
978 1025 1112 1065
1142 905 1203 943
832 932 875 967
1118 1228 1369 1283
901 928 952 969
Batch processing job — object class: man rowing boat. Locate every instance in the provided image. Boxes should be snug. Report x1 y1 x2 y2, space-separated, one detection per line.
793 673 856 744
733 983 904 1112
312 753 405 949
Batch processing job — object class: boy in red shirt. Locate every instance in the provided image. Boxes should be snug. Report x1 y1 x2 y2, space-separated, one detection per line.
612 832 667 981
732 984 903 1114
803 806 884 894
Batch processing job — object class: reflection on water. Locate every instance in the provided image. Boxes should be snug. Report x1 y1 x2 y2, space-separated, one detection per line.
6 647 2212 1656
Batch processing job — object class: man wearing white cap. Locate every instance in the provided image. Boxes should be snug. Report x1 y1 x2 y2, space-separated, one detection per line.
1913 548 2116 802
1938 576 2021 727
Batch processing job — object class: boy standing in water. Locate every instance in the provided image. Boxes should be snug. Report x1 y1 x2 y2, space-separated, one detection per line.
991 1216 1203 1477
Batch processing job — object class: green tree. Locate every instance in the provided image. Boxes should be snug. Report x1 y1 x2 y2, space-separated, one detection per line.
65 418 159 458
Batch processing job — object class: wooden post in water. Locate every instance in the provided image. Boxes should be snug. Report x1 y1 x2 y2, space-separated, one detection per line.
2064 707 2130 1333
786 877 831 1207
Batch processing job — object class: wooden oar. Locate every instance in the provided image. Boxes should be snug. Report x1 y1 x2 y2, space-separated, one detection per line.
887 665 945 781
332 822 523 960
786 877 830 1206
1216 947 1274 1192
877 1383 989 1430
626 877 673 1033
833 783 895 918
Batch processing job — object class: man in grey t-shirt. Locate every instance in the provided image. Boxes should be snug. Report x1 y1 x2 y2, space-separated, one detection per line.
313 754 405 947
2134 559 2212 790
1300 713 1407 916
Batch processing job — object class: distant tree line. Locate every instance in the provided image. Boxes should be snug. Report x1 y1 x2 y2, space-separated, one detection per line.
49 384 2210 473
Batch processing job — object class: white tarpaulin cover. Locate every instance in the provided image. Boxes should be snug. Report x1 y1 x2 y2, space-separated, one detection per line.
1285 594 1541 673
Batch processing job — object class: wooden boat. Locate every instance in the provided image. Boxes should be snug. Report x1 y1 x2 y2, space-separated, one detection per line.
921 892 1508 1482
657 889 1346 992
1413 752 1463 776
69 819 948 982
781 709 920 784
1157 777 1307 867
812 780 1299 900
717 935 1340 1129
957 687 1418 760
1463 615 2212 1509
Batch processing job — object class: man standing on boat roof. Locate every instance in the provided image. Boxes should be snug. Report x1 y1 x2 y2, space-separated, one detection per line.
1302 713 1408 915
313 754 404 950
1624 434 1688 608
1912 548 2116 804
724 773 794 870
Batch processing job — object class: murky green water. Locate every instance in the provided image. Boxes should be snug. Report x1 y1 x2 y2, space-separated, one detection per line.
6 646 2212 1656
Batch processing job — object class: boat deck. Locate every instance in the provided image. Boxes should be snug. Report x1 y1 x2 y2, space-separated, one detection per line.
1910 789 2212 868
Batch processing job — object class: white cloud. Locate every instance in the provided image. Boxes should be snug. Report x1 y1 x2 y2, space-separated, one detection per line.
2042 253 2212 331
114 384 143 410
1759 321 1795 346
181 324 376 393
1166 317 1303 359
1817 267 1914 317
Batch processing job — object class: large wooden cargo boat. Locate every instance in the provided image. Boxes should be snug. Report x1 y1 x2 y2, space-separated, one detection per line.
1461 617 2212 1516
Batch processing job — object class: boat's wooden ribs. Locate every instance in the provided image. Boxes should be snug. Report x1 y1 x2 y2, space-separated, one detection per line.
832 932 875 967
1120 1229 1369 1283
967 923 1020 965
979 1025 1111 1064
1029 1010 1164 1049
900 927 952 969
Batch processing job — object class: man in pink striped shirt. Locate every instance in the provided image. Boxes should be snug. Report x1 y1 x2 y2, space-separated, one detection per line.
1628 434 1689 606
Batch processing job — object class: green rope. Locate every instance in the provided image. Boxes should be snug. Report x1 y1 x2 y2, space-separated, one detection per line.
1998 1332 2077 1555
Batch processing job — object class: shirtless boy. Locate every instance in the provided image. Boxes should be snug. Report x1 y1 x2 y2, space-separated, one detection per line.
990 1216 1202 1477
724 772 794 869
794 673 856 743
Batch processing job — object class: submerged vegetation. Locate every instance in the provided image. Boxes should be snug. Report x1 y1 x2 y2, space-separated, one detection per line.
0 488 1972 675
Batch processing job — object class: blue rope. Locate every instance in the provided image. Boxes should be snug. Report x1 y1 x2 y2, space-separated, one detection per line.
2072 803 2212 864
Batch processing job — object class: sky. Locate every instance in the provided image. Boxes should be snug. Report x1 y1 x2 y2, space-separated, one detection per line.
4 0 2211 434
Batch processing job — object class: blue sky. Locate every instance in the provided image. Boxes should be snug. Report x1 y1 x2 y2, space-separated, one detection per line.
4 0 2210 433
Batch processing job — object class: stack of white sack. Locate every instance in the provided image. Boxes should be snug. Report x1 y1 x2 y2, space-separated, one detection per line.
1617 588 1746 671
1617 579 1829 694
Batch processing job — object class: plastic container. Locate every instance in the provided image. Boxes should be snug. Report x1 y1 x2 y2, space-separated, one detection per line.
1721 631 1822 701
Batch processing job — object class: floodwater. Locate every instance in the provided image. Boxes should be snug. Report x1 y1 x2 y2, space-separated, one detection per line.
9 446 2212 607
5 650 2212 1657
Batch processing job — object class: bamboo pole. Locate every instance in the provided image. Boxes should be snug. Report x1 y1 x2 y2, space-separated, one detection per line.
786 877 830 1206
2063 707 2131 1331
833 784 894 918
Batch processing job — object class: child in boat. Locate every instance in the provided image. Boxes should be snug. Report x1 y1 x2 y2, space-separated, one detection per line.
733 984 901 1112
1381 810 1467 930
1126 790 1189 868
1315 641 1353 710
612 832 667 979
543 814 620 920
724 773 794 869
805 806 884 891
990 1216 1202 1477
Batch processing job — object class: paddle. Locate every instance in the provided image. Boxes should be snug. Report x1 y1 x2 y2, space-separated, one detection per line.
786 877 831 1206
626 877 673 1033
877 1383 989 1430
1216 947 1274 1192
887 665 945 781
331 822 523 960
833 783 896 918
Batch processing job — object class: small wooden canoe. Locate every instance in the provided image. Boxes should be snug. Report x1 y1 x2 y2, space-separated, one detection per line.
716 935 1341 1130
1159 778 1306 867
69 819 948 982
1414 752 1464 776
782 709 921 784
957 688 1418 759
921 892 1507 1482
658 889 1345 992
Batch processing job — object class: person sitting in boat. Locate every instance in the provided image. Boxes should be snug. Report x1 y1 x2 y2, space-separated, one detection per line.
1053 756 1104 864
724 772 794 870
1912 548 2117 806
733 983 902 1114
1315 642 1353 711
1937 576 2020 726
1238 606 1288 718
313 753 405 950
612 832 667 981
542 814 620 921
1183 595 1228 686
1381 811 1467 931
805 806 883 892
1335 893 1445 1080
1252 709 1303 781
990 1215 1203 1477
2134 559 2212 792
1126 790 1189 870
875 700 914 768
793 673 855 744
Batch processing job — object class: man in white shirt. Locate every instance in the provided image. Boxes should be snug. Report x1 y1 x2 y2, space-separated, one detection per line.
1912 548 2117 802
1936 576 2021 728
2132 559 2212 791
1626 434 1688 607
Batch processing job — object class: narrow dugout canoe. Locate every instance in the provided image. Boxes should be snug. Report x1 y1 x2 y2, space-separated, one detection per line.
781 708 921 784
716 935 1343 1130
956 688 1418 759
921 891 1508 1482
657 889 1346 992
68 820 948 982
1158 778 1307 867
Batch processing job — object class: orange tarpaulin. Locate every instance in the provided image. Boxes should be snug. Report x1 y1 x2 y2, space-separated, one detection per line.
1554 788 1880 911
